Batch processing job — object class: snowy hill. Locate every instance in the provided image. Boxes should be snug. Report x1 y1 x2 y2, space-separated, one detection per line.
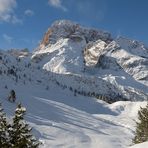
0 83 147 148
0 20 148 148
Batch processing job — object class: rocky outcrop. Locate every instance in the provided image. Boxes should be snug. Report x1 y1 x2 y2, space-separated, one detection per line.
31 20 148 102
38 20 112 51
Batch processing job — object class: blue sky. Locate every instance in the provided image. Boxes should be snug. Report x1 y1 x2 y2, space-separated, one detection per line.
0 0 148 50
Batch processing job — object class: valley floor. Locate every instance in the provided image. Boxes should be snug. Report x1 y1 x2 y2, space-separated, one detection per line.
0 82 147 148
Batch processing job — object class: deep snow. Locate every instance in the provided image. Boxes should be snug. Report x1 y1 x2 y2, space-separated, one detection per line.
0 81 147 148
0 20 148 148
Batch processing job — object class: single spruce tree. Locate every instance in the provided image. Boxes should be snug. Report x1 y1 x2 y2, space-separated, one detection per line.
0 103 10 148
133 103 148 144
9 103 40 148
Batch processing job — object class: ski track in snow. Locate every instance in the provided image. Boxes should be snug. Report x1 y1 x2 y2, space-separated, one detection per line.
0 82 147 148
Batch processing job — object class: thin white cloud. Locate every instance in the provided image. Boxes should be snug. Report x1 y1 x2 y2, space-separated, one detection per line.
48 0 67 11
0 0 21 23
24 9 34 16
3 34 13 43
11 15 22 24
77 0 106 23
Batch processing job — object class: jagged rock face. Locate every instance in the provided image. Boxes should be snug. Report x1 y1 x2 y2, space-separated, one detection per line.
38 20 112 51
1 20 147 102
110 38 148 82
31 20 148 101
7 48 30 58
116 37 148 58
84 40 107 66
40 29 53 49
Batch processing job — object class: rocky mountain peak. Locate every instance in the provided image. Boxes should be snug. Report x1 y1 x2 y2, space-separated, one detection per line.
30 20 148 102
38 20 112 51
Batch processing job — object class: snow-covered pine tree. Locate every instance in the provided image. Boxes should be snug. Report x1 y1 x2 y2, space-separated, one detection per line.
9 103 40 148
0 103 10 148
133 103 148 144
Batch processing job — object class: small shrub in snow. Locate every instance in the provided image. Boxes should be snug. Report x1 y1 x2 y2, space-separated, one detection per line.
8 90 16 102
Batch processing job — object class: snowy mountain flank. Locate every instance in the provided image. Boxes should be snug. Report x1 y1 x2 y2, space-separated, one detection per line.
33 20 148 102
0 20 148 148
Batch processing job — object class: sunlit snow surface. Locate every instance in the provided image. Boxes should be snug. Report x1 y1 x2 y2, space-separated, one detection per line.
0 82 147 148
0 20 148 147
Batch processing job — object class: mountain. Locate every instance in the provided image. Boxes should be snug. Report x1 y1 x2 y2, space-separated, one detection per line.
32 20 148 102
0 20 148 148
0 20 147 102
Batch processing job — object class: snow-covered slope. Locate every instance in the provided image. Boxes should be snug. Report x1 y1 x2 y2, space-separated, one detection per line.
0 20 147 102
0 81 147 148
0 19 148 148
129 141 148 148
32 20 148 102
